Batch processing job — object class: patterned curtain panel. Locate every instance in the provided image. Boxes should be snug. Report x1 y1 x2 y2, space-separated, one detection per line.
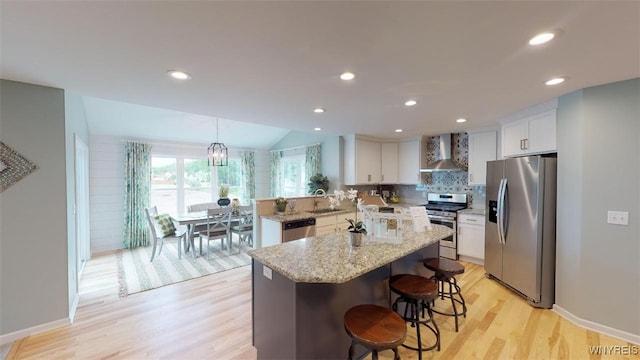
270 150 282 197
240 151 255 205
123 141 152 249
305 143 322 181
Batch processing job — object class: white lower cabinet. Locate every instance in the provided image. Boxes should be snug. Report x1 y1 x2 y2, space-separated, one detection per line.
457 213 485 264
315 212 355 236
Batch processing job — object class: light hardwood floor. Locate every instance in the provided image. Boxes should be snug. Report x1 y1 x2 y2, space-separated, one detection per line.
6 253 637 359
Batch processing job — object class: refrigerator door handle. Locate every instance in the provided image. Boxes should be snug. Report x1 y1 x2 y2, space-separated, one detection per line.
497 178 507 244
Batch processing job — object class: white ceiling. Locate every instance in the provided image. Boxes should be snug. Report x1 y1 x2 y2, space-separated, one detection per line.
1 1 638 148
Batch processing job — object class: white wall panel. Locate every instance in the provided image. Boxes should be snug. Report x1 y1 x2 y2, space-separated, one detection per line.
89 134 125 252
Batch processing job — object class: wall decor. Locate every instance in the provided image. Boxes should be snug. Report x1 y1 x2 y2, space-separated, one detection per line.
0 141 38 192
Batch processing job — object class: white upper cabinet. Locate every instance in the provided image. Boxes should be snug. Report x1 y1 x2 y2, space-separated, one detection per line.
398 139 423 184
502 108 557 157
380 142 399 184
344 135 424 185
468 131 497 186
344 135 381 184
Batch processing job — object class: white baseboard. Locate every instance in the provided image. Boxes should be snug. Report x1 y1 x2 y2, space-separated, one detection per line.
69 293 80 323
458 255 484 266
553 304 640 345
0 318 70 346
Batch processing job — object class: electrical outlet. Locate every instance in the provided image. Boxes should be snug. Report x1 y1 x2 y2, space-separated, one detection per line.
263 265 272 280
607 211 629 226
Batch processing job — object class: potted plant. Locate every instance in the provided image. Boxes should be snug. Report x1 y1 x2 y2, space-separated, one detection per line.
217 184 230 206
307 173 329 195
346 218 367 246
275 197 288 213
345 190 365 246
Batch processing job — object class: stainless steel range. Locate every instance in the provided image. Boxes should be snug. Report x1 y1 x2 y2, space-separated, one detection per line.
422 193 468 260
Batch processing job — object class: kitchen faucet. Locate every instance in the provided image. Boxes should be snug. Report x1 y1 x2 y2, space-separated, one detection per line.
313 188 326 210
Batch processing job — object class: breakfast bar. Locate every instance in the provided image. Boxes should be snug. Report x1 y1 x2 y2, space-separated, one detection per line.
248 222 454 359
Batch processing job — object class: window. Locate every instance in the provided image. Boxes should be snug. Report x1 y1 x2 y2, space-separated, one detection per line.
184 158 212 207
151 157 177 215
281 154 307 197
151 154 243 215
215 159 241 198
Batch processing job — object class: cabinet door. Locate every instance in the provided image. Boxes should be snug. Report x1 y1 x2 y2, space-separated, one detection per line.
468 132 497 186
380 143 399 184
398 140 420 184
459 224 485 260
356 139 381 183
527 109 556 154
502 119 528 157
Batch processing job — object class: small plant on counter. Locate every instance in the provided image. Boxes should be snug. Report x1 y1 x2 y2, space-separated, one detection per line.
346 218 367 234
275 197 288 213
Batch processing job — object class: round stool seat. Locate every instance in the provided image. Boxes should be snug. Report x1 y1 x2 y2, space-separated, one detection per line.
424 257 465 278
344 304 407 352
423 257 467 332
389 274 439 300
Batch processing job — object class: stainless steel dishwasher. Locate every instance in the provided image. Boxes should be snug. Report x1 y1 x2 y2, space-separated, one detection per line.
282 218 316 242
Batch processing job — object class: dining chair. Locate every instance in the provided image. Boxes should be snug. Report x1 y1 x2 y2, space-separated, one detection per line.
199 207 232 259
145 206 187 262
230 205 254 249
187 202 219 255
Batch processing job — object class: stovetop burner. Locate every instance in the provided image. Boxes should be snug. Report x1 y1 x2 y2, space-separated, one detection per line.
421 193 468 216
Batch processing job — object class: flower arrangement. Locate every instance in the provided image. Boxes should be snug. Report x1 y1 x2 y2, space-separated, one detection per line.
339 189 366 234
275 197 288 212
218 184 230 198
327 188 358 210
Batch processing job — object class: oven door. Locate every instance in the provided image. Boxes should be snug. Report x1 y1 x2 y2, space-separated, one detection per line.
428 215 457 260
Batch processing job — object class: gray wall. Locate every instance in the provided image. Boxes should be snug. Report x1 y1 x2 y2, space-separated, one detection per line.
556 78 640 335
0 80 69 336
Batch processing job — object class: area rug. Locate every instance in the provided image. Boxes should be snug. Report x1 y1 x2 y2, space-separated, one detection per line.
116 240 251 297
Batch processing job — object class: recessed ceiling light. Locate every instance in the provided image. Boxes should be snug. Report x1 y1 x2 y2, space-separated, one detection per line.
340 72 355 81
529 32 555 46
456 118 467 123
395 129 403 133
404 100 417 107
545 77 566 86
313 108 325 113
167 70 192 80
314 127 322 131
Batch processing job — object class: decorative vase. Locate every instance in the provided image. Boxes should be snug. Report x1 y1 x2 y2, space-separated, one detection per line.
276 203 287 213
349 232 363 247
217 197 231 207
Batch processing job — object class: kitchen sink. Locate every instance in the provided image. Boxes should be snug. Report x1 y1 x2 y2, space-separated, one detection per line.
307 208 341 214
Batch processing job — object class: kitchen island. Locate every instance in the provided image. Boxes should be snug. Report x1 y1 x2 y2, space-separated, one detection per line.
248 222 453 360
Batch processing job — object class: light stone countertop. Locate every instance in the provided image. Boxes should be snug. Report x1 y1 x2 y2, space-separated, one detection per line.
248 223 453 283
459 208 486 216
260 208 355 222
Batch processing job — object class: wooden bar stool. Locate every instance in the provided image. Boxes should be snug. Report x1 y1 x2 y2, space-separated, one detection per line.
389 274 440 360
423 257 467 332
344 304 407 360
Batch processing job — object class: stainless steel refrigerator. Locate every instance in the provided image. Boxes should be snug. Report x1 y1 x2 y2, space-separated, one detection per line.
485 156 557 308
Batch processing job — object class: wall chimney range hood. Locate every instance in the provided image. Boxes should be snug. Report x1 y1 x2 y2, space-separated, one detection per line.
420 134 467 172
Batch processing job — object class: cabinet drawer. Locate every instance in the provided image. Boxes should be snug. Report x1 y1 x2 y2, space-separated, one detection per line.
458 213 485 225
314 215 337 227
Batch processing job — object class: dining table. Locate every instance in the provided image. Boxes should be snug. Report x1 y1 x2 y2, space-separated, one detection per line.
172 211 246 257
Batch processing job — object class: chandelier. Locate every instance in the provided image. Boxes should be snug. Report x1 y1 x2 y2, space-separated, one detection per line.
208 118 228 166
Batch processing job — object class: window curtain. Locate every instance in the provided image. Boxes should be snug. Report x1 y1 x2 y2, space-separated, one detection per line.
123 141 152 249
240 151 255 205
305 143 321 181
270 150 282 197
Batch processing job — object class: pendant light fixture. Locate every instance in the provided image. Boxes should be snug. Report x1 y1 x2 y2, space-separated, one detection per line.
208 118 228 166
